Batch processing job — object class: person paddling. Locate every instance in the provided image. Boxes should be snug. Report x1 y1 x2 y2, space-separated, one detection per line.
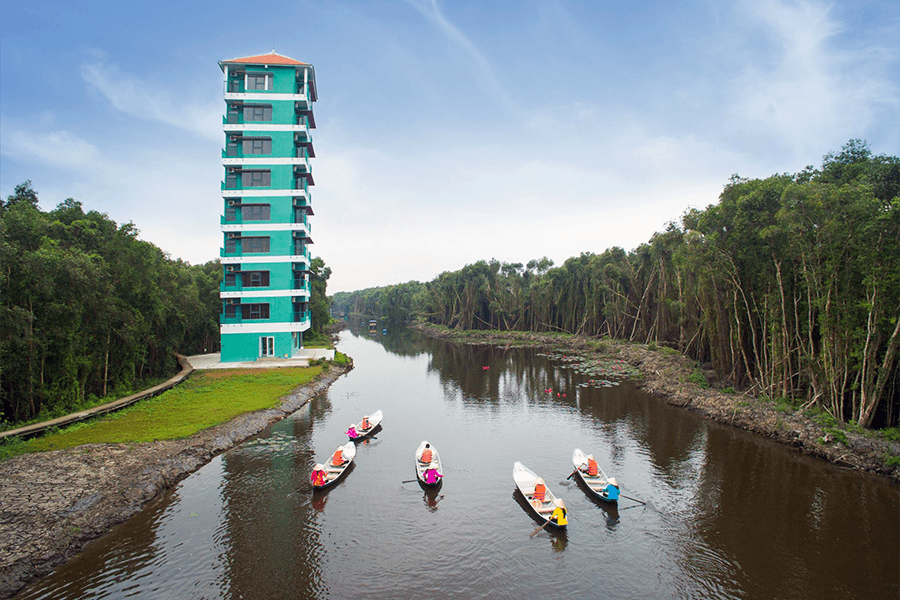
550 498 568 526
422 466 442 485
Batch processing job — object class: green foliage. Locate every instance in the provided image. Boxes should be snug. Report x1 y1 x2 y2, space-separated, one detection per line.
332 351 350 365
330 141 900 430
881 427 900 442
721 386 737 394
686 371 709 388
884 454 900 468
3 367 321 458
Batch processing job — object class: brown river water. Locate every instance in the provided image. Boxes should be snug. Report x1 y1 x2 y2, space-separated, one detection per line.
15 327 900 599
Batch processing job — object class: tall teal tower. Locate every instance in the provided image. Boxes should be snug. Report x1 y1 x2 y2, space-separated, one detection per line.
218 52 317 362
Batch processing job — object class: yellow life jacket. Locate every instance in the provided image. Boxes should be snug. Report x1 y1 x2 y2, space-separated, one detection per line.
551 507 567 526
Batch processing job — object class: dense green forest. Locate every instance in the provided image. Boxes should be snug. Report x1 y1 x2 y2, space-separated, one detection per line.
0 182 332 426
333 141 900 429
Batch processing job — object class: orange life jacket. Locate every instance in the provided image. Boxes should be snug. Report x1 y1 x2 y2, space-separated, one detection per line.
533 482 546 502
361 418 370 429
332 449 343 466
588 458 599 476
421 449 433 463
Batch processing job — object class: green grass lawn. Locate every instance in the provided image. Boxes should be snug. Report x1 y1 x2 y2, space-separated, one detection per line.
1 367 322 460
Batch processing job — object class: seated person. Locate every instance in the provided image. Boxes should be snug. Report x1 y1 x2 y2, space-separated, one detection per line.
550 499 568 526
331 447 345 466
419 443 433 464
346 424 358 439
311 464 326 487
422 467 442 485
533 478 546 502
361 416 371 430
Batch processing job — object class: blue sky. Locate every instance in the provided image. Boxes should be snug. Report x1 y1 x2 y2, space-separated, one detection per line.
2 0 898 293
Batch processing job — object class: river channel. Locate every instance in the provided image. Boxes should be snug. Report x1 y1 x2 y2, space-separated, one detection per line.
15 327 900 599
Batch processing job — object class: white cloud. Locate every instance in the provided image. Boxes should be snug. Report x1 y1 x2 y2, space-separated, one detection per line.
4 129 103 170
404 0 522 117
729 0 899 159
81 62 221 141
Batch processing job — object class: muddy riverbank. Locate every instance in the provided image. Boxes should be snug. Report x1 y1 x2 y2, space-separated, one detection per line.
410 322 900 483
0 363 351 600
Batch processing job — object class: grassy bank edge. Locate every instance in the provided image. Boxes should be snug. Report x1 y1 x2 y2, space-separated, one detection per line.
0 355 349 462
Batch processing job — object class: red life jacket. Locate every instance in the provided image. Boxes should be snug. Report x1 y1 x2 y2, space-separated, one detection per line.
311 470 325 486
533 482 546 502
588 458 599 476
332 450 343 466
421 449 433 463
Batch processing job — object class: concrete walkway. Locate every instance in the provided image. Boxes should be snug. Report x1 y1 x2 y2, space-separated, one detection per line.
186 348 336 370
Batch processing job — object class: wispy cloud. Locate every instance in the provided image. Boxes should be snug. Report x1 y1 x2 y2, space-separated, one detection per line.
82 62 221 141
4 129 104 170
729 0 899 158
404 0 521 117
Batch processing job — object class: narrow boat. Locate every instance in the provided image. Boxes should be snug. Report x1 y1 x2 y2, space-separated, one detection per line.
512 461 567 529
572 448 619 503
311 441 357 491
415 441 443 487
347 409 383 441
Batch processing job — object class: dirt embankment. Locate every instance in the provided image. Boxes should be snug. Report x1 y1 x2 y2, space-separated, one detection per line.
0 363 351 600
411 323 900 482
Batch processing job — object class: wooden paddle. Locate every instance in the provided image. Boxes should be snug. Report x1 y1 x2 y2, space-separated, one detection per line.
530 519 553 537
401 479 419 484
566 469 578 480
619 493 646 505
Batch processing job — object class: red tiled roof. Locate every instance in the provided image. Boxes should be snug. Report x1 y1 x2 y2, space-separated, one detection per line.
220 52 309 66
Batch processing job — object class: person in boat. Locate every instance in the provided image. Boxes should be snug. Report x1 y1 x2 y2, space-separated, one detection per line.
584 454 600 477
311 464 327 487
419 443 433 464
331 446 346 466
361 415 371 430
422 466 442 485
533 477 547 503
604 477 620 501
550 498 568 526
347 424 358 439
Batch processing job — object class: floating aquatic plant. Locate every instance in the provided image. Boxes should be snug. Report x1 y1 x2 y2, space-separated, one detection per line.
538 351 641 388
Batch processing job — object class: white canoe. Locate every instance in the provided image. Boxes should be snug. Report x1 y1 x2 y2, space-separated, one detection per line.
512 461 567 529
312 441 357 490
572 448 619 502
415 440 443 487
348 409 383 441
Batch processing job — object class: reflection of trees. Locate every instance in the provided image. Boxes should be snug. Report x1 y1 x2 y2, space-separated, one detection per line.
220 403 327 599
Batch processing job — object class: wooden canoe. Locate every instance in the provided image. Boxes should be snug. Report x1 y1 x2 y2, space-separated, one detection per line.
572 448 619 503
348 409 383 441
512 461 567 529
312 441 357 491
415 440 443 487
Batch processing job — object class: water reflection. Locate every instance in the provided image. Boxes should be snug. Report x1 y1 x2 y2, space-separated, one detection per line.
15 326 899 600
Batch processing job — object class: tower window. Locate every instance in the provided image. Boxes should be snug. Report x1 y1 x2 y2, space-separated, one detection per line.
243 137 272 155
243 204 271 220
242 236 270 253
242 170 271 187
246 73 272 91
243 104 272 121
242 303 270 319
